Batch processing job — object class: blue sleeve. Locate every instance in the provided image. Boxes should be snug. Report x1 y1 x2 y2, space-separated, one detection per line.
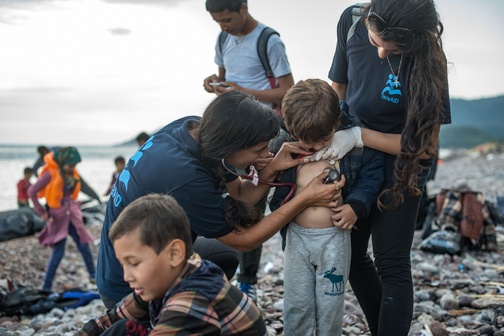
214 34 223 68
345 148 384 217
267 34 292 78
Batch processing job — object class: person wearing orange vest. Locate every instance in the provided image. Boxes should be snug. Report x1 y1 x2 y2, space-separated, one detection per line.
28 147 96 292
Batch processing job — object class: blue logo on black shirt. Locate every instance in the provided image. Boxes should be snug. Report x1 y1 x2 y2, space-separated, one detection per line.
381 74 402 104
111 137 154 208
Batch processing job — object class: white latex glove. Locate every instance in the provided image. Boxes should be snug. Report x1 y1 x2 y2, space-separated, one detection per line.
311 126 363 161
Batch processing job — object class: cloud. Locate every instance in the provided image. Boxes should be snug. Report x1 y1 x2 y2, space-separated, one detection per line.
99 0 185 7
108 27 131 36
0 0 70 24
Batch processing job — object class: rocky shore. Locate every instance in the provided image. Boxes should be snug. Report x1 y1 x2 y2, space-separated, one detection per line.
1 149 503 336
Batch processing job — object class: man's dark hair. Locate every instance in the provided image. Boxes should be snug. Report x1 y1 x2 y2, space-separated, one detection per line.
206 0 246 13
136 132 150 146
114 156 125 165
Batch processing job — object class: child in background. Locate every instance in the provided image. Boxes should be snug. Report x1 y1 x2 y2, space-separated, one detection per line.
135 131 150 147
269 79 384 336
17 167 33 208
28 147 96 292
104 156 125 196
76 193 266 336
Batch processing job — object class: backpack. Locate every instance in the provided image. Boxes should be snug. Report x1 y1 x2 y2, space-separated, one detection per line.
347 3 367 43
420 189 498 253
218 27 279 90
218 27 282 112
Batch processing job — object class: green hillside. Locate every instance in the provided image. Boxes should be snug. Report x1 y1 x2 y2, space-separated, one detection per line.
440 95 504 148
116 96 504 149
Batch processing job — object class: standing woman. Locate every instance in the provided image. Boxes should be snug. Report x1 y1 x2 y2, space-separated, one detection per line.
323 0 452 335
28 147 96 292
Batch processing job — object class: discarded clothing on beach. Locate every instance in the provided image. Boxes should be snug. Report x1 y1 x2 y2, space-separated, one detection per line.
0 207 45 242
420 182 501 254
0 286 100 317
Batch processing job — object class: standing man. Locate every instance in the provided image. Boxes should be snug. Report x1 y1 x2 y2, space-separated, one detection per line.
203 0 294 301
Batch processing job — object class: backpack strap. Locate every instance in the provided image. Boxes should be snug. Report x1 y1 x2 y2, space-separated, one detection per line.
217 27 282 112
257 26 280 89
347 3 367 43
218 28 279 89
218 31 229 57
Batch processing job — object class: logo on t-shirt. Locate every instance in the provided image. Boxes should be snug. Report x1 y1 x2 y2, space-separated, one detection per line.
381 74 402 104
111 138 154 208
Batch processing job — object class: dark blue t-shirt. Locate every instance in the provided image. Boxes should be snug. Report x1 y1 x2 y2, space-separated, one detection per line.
328 6 451 183
96 116 238 302
329 6 451 132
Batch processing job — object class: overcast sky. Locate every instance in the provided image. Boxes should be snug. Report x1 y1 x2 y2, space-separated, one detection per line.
1 0 503 146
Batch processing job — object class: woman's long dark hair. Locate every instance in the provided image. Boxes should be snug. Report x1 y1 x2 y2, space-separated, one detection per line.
195 91 281 231
365 0 448 209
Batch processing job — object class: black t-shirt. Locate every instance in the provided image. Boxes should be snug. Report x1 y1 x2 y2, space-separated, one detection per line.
328 6 451 135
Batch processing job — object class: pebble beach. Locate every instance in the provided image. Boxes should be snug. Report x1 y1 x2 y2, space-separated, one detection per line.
1 148 504 336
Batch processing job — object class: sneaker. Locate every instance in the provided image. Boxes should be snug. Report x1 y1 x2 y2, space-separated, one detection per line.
239 282 257 303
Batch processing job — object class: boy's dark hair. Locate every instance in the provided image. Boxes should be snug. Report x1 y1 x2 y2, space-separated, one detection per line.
114 156 125 165
282 78 341 144
206 0 246 13
109 194 193 258
23 167 33 175
136 132 149 145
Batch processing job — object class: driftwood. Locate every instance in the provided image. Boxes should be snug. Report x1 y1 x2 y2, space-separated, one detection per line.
448 309 479 316
455 291 504 299
472 260 504 271
423 323 433 336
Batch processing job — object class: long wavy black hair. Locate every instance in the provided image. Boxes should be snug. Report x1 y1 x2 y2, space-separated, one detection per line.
195 91 280 231
364 0 448 209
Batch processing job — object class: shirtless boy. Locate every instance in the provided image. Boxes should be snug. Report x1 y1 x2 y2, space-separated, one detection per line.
270 79 384 336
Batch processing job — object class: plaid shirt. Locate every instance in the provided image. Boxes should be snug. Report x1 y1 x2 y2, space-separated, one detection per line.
77 253 266 335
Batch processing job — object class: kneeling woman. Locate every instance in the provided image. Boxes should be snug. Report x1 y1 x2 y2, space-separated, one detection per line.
97 91 343 309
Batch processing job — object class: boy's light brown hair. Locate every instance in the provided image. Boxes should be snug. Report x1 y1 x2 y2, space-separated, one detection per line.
109 193 193 259
282 78 341 143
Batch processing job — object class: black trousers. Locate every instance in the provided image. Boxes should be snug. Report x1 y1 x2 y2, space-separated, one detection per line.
193 236 240 281
349 193 421 336
237 191 269 284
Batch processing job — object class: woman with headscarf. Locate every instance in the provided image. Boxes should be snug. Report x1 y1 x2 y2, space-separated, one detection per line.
28 146 96 292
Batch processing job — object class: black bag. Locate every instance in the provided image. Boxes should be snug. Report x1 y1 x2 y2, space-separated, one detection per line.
0 208 45 241
0 287 48 317
0 287 100 317
418 229 462 255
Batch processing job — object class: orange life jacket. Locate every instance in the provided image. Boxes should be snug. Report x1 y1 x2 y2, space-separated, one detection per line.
37 152 81 208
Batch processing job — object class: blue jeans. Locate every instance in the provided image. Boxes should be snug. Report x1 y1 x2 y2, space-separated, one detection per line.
43 223 96 291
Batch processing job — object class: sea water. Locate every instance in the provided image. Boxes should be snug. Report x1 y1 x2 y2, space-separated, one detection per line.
0 145 137 212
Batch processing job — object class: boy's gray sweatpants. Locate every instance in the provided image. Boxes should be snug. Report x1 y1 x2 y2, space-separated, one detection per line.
283 222 351 336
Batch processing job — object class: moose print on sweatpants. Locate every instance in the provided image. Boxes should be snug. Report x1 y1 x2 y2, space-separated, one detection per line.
323 267 345 296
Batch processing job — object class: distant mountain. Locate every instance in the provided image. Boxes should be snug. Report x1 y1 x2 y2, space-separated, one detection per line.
116 96 504 149
440 95 504 148
115 130 157 147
